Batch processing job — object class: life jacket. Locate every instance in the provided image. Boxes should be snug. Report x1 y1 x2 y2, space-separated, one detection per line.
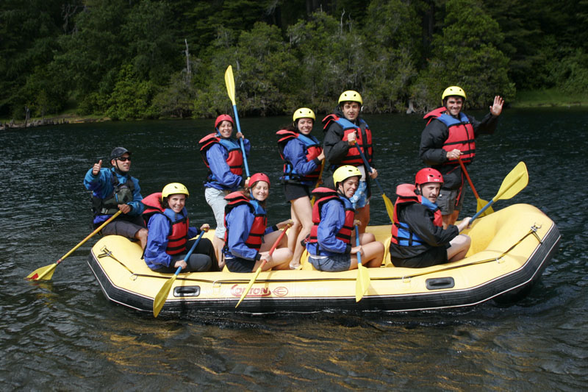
91 169 135 215
322 114 373 167
307 187 355 255
390 184 443 247
142 192 190 255
198 133 244 181
424 107 476 164
224 192 267 251
276 129 322 184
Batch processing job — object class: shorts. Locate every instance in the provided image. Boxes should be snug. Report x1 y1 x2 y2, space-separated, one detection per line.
283 183 311 201
205 187 230 239
308 253 351 272
349 180 369 209
436 187 465 215
225 256 256 273
99 215 145 238
390 246 448 268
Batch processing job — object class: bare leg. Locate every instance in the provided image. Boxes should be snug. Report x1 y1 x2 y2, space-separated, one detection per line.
349 241 384 269
289 196 313 269
447 234 471 262
213 236 225 269
442 210 460 229
135 228 148 250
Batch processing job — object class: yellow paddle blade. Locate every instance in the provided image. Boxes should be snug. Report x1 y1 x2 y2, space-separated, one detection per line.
224 65 236 105
153 274 178 317
25 263 57 281
382 193 395 222
476 198 494 216
494 161 529 200
355 263 370 302
235 266 264 308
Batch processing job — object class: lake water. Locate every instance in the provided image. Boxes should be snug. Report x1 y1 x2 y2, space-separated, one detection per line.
1 108 587 390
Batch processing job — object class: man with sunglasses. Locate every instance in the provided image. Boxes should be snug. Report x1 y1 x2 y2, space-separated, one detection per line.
84 147 148 249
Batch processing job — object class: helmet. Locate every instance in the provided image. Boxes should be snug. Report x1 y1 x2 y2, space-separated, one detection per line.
333 165 362 187
110 147 131 160
338 90 363 105
215 114 234 129
249 173 270 188
293 107 315 122
415 168 444 186
162 182 190 199
442 86 466 101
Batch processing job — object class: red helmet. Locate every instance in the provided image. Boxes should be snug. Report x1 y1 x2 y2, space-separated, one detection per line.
415 168 444 186
215 114 234 129
249 173 270 188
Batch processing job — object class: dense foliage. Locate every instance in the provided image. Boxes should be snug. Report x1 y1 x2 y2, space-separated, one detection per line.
1 0 586 120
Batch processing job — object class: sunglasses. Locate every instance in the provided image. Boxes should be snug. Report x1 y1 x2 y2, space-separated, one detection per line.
117 157 131 162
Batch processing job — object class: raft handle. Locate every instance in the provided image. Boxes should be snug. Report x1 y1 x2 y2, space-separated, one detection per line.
425 277 455 290
173 286 200 297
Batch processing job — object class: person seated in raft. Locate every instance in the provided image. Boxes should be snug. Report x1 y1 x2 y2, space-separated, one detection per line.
142 183 217 273
84 147 148 249
389 168 472 268
199 114 251 268
306 165 384 271
276 107 325 269
223 173 293 273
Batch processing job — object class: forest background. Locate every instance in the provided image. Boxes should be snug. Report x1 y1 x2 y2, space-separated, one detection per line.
1 0 587 122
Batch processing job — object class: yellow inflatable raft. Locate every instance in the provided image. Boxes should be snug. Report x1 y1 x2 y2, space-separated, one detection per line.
87 203 560 314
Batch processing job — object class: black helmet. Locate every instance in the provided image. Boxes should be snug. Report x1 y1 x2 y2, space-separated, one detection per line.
110 147 131 160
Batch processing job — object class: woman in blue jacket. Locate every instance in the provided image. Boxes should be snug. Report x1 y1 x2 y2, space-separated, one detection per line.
276 108 325 269
143 183 216 272
223 173 292 273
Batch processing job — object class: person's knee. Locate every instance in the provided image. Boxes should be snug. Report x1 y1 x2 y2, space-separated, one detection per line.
136 228 148 240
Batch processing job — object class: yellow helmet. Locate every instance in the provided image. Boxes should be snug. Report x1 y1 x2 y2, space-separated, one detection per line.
338 90 363 105
333 165 362 187
162 182 189 199
442 86 466 101
293 107 315 122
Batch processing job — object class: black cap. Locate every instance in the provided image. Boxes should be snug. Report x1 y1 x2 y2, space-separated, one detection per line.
110 147 131 160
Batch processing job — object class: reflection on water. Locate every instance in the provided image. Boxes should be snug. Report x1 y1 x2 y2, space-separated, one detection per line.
1 108 587 389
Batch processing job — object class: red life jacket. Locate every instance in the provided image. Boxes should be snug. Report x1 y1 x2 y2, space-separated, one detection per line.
390 184 443 246
276 129 322 183
198 133 244 176
224 192 267 251
142 192 190 255
307 187 355 253
322 114 373 167
424 107 476 164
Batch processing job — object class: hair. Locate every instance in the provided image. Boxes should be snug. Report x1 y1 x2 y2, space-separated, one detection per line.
162 197 170 209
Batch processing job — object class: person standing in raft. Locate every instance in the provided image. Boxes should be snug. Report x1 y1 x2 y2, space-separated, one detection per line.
223 173 293 273
420 86 504 228
84 147 148 249
142 183 216 272
306 165 384 271
277 108 325 269
322 90 377 234
389 168 472 268
199 114 250 267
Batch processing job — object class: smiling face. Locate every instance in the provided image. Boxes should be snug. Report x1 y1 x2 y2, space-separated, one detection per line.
111 153 131 173
250 181 269 202
445 97 464 117
297 118 314 135
166 194 186 213
341 102 360 121
338 176 360 199
218 120 234 138
419 183 441 204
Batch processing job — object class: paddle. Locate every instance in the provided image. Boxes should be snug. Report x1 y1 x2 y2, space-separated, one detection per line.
224 65 250 178
458 157 493 216
355 225 370 302
153 230 205 318
354 144 395 222
235 225 289 308
470 161 528 224
26 210 123 281
310 160 326 206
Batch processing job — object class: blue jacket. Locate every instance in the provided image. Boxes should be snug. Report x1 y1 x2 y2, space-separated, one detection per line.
144 209 199 269
84 167 144 224
223 202 276 261
307 196 353 257
205 138 251 191
282 138 321 186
